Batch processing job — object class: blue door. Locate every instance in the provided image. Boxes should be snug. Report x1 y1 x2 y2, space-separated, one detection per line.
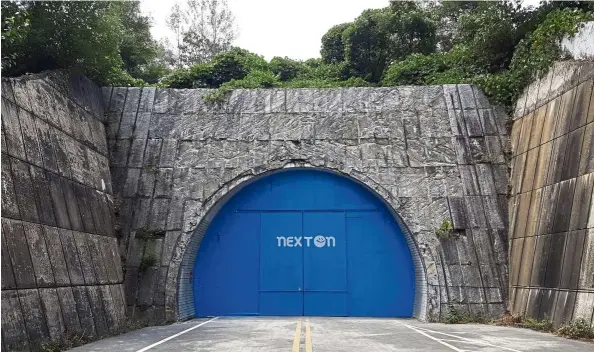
303 212 348 316
259 212 303 315
193 169 415 317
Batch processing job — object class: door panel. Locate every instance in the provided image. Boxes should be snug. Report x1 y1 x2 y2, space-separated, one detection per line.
259 292 303 316
346 211 414 317
259 212 303 315
193 212 260 316
304 292 348 316
303 212 348 316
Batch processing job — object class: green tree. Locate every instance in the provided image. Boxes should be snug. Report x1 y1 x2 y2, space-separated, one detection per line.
1 1 160 86
320 23 350 64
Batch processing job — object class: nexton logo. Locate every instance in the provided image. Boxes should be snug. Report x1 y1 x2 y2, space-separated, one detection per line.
276 235 336 248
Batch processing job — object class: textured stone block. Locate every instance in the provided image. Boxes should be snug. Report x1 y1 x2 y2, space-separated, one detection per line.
41 226 70 286
19 288 51 343
569 173 594 230
517 112 534 155
128 138 148 167
569 80 592 131
407 137 456 167
552 179 576 233
1 232 16 289
532 142 552 190
86 286 109 336
57 287 82 332
39 288 66 340
58 229 85 285
464 196 487 228
118 87 142 139
547 134 568 185
20 222 54 287
316 112 358 140
524 188 543 239
19 108 44 167
1 156 20 219
2 218 36 288
73 232 97 284
521 147 539 192
150 198 170 230
88 236 109 284
10 157 40 222
72 286 96 335
554 87 576 139
579 122 594 176
2 290 30 351
573 292 594 324
536 184 559 236
463 109 483 137
98 285 120 333
60 178 84 231
553 290 576 326
561 126 585 181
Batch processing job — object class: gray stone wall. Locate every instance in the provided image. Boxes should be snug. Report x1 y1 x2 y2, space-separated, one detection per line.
104 84 510 324
509 61 594 326
1 72 125 351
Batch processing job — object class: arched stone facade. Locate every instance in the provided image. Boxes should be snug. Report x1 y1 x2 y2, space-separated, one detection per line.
103 85 510 323
175 163 429 321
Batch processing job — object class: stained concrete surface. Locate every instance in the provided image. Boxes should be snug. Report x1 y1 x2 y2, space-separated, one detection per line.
69 317 594 352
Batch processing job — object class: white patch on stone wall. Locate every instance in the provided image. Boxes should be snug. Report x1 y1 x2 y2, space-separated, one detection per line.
561 21 594 60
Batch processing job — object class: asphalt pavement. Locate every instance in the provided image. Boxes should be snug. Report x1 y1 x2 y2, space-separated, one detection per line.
68 316 594 352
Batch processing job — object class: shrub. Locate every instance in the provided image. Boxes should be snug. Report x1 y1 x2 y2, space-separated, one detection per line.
435 219 457 239
557 318 594 340
443 305 488 324
520 317 554 332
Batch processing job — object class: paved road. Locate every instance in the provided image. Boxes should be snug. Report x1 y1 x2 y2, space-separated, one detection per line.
69 317 594 352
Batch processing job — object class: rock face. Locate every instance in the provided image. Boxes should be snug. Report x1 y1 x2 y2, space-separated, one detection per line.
104 85 510 324
1 72 125 350
509 61 594 326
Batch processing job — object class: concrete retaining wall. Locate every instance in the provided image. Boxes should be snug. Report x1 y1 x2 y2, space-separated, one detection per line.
509 61 594 326
104 85 510 324
1 72 125 351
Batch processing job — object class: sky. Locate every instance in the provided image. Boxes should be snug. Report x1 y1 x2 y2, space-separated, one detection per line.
140 0 542 61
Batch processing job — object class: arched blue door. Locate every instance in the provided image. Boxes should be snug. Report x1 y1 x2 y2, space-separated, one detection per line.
193 169 415 317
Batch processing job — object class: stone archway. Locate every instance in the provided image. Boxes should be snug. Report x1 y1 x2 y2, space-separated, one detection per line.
171 162 430 321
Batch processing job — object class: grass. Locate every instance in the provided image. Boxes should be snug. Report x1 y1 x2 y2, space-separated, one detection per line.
442 305 488 324
488 311 594 341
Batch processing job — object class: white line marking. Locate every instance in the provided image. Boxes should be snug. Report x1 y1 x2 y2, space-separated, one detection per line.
396 322 464 352
135 317 218 352
413 326 523 352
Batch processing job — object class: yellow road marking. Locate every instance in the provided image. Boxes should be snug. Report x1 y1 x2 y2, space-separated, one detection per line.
305 320 312 352
292 320 302 352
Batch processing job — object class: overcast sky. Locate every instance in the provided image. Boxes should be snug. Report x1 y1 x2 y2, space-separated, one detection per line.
140 0 542 61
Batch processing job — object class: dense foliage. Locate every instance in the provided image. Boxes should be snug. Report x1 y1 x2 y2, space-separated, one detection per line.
1 1 163 85
2 0 593 109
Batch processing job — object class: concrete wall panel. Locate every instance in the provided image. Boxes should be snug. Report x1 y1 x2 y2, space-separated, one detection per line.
510 61 594 326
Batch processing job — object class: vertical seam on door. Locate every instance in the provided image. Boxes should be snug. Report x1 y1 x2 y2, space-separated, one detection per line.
257 211 261 314
344 210 350 316
301 210 305 315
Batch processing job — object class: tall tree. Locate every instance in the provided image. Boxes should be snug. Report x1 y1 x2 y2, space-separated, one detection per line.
166 2 184 67
168 0 237 66
1 1 160 85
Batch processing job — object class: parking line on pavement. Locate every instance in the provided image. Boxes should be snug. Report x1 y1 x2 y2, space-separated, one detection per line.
305 320 312 352
396 322 464 352
414 326 523 352
292 320 302 352
135 317 218 352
